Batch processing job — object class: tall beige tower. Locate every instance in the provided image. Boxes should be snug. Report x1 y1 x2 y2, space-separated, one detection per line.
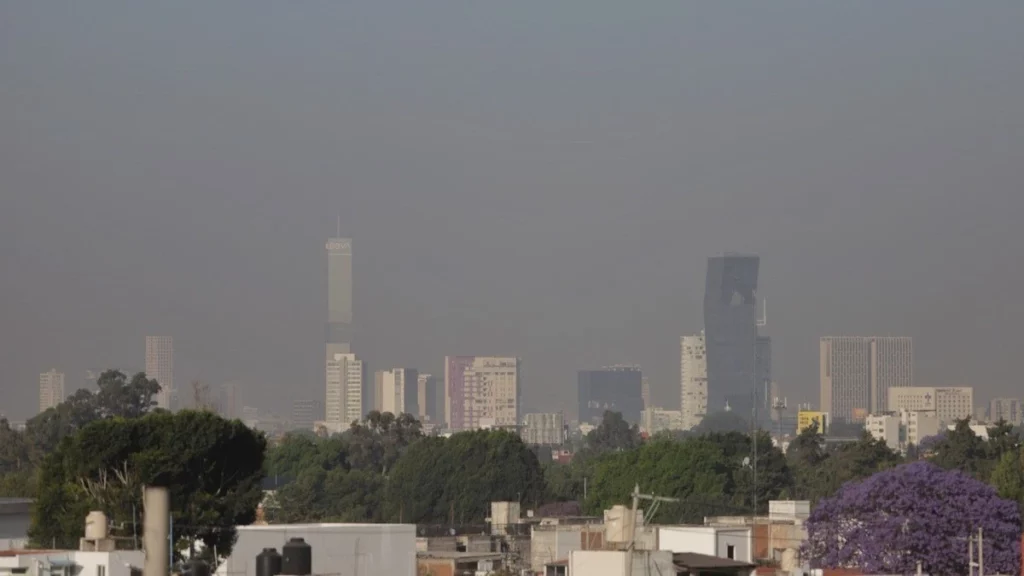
38 369 65 413
326 352 364 426
680 332 708 430
445 356 520 431
145 336 174 410
820 336 912 422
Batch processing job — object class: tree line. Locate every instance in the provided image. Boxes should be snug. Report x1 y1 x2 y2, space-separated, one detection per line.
2 370 1023 560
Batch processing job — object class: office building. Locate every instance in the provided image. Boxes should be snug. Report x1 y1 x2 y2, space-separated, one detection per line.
521 413 565 446
641 377 651 411
325 237 352 355
866 410 940 452
326 352 365 426
218 381 240 419
888 386 973 425
641 408 685 435
680 332 708 430
989 398 1023 425
38 369 65 413
291 399 322 432
865 414 902 452
374 368 418 415
703 255 760 418
577 366 644 426
417 373 441 422
445 356 520 431
819 336 913 422
145 336 174 410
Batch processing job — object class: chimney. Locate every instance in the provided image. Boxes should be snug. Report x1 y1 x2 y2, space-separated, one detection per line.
143 487 170 576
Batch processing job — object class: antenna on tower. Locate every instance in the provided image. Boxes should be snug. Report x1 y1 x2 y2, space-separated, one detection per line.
757 298 767 327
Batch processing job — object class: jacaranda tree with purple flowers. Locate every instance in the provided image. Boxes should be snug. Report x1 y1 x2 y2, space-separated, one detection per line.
804 461 1021 576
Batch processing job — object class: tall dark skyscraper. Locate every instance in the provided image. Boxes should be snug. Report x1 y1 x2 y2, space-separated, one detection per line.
326 237 352 354
703 254 760 420
577 366 644 426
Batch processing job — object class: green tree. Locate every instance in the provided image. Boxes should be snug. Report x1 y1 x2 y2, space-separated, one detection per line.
814 432 903 499
93 370 161 418
728 431 793 514
585 437 735 523
584 411 640 453
991 447 1024 516
928 418 990 480
0 418 29 473
30 410 266 563
345 411 422 474
385 430 545 524
693 411 749 435
787 423 830 501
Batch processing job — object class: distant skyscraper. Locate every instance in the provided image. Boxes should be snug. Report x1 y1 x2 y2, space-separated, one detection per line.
641 377 651 411
577 366 643 426
445 356 520 431
218 381 240 419
680 332 708 430
989 398 1023 425
326 352 364 425
703 255 760 418
145 336 174 410
417 373 440 422
38 369 65 413
374 368 419 415
326 237 352 355
291 399 322 432
820 336 913 422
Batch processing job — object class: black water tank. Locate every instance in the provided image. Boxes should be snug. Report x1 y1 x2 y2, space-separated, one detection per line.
281 538 312 576
256 548 283 576
185 560 210 576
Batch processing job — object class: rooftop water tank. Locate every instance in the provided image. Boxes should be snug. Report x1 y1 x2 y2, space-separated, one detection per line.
281 538 312 576
85 511 108 539
256 548 283 576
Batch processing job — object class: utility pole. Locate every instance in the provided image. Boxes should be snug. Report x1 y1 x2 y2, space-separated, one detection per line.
969 527 984 576
625 484 681 576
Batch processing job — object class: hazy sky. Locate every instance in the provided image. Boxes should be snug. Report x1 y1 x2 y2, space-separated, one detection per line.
3 2 1023 421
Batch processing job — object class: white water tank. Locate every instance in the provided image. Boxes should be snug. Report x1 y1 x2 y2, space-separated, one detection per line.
85 511 108 539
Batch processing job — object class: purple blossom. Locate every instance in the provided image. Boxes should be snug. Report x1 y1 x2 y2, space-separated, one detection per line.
803 461 1021 576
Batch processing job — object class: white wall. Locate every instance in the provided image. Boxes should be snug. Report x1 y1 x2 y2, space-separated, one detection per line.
217 524 416 576
568 550 674 576
0 550 144 576
657 526 752 562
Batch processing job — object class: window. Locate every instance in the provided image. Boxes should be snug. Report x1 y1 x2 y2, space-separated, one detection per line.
727 545 735 560
98 567 106 576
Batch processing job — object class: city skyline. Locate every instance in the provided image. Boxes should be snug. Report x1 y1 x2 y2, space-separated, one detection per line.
4 3 1024 421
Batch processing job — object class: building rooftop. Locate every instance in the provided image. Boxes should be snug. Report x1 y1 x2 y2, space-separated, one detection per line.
417 551 504 561
673 552 756 570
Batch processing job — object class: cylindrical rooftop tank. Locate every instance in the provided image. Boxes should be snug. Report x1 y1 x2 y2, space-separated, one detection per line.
85 511 108 539
185 560 210 576
281 538 312 576
256 548 283 576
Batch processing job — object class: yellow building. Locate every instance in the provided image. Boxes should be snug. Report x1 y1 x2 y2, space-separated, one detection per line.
797 410 829 433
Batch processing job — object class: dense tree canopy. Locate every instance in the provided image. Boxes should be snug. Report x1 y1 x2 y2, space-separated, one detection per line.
30 410 266 562
805 461 1022 575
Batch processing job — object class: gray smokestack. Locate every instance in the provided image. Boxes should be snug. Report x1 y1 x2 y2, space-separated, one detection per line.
143 486 170 576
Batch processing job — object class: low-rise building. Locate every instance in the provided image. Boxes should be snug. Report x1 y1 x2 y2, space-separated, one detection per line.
0 550 143 576
866 411 940 452
641 408 686 435
657 525 752 563
888 386 973 425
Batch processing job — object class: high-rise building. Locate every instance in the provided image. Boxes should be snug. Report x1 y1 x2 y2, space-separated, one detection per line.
641 408 685 435
641 377 651 411
326 352 365 426
218 381 240 419
989 398 1023 425
521 413 565 446
417 373 440 422
888 386 973 425
291 399 322 432
703 255 760 418
819 336 913 422
445 356 520 431
374 368 419 415
680 332 708 430
577 366 643 426
145 336 174 410
38 369 65 413
325 237 352 355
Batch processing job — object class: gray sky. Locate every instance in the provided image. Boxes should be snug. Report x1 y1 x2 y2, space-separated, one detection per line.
2 2 1023 421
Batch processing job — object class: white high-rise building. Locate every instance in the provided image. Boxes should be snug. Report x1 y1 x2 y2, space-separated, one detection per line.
145 336 174 410
888 386 973 425
374 368 418 415
680 332 707 430
820 336 913 422
989 398 1023 426
521 413 565 445
326 352 364 426
445 356 520 431
38 369 65 413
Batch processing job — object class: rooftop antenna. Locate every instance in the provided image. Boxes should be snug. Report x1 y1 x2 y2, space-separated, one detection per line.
757 298 767 327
